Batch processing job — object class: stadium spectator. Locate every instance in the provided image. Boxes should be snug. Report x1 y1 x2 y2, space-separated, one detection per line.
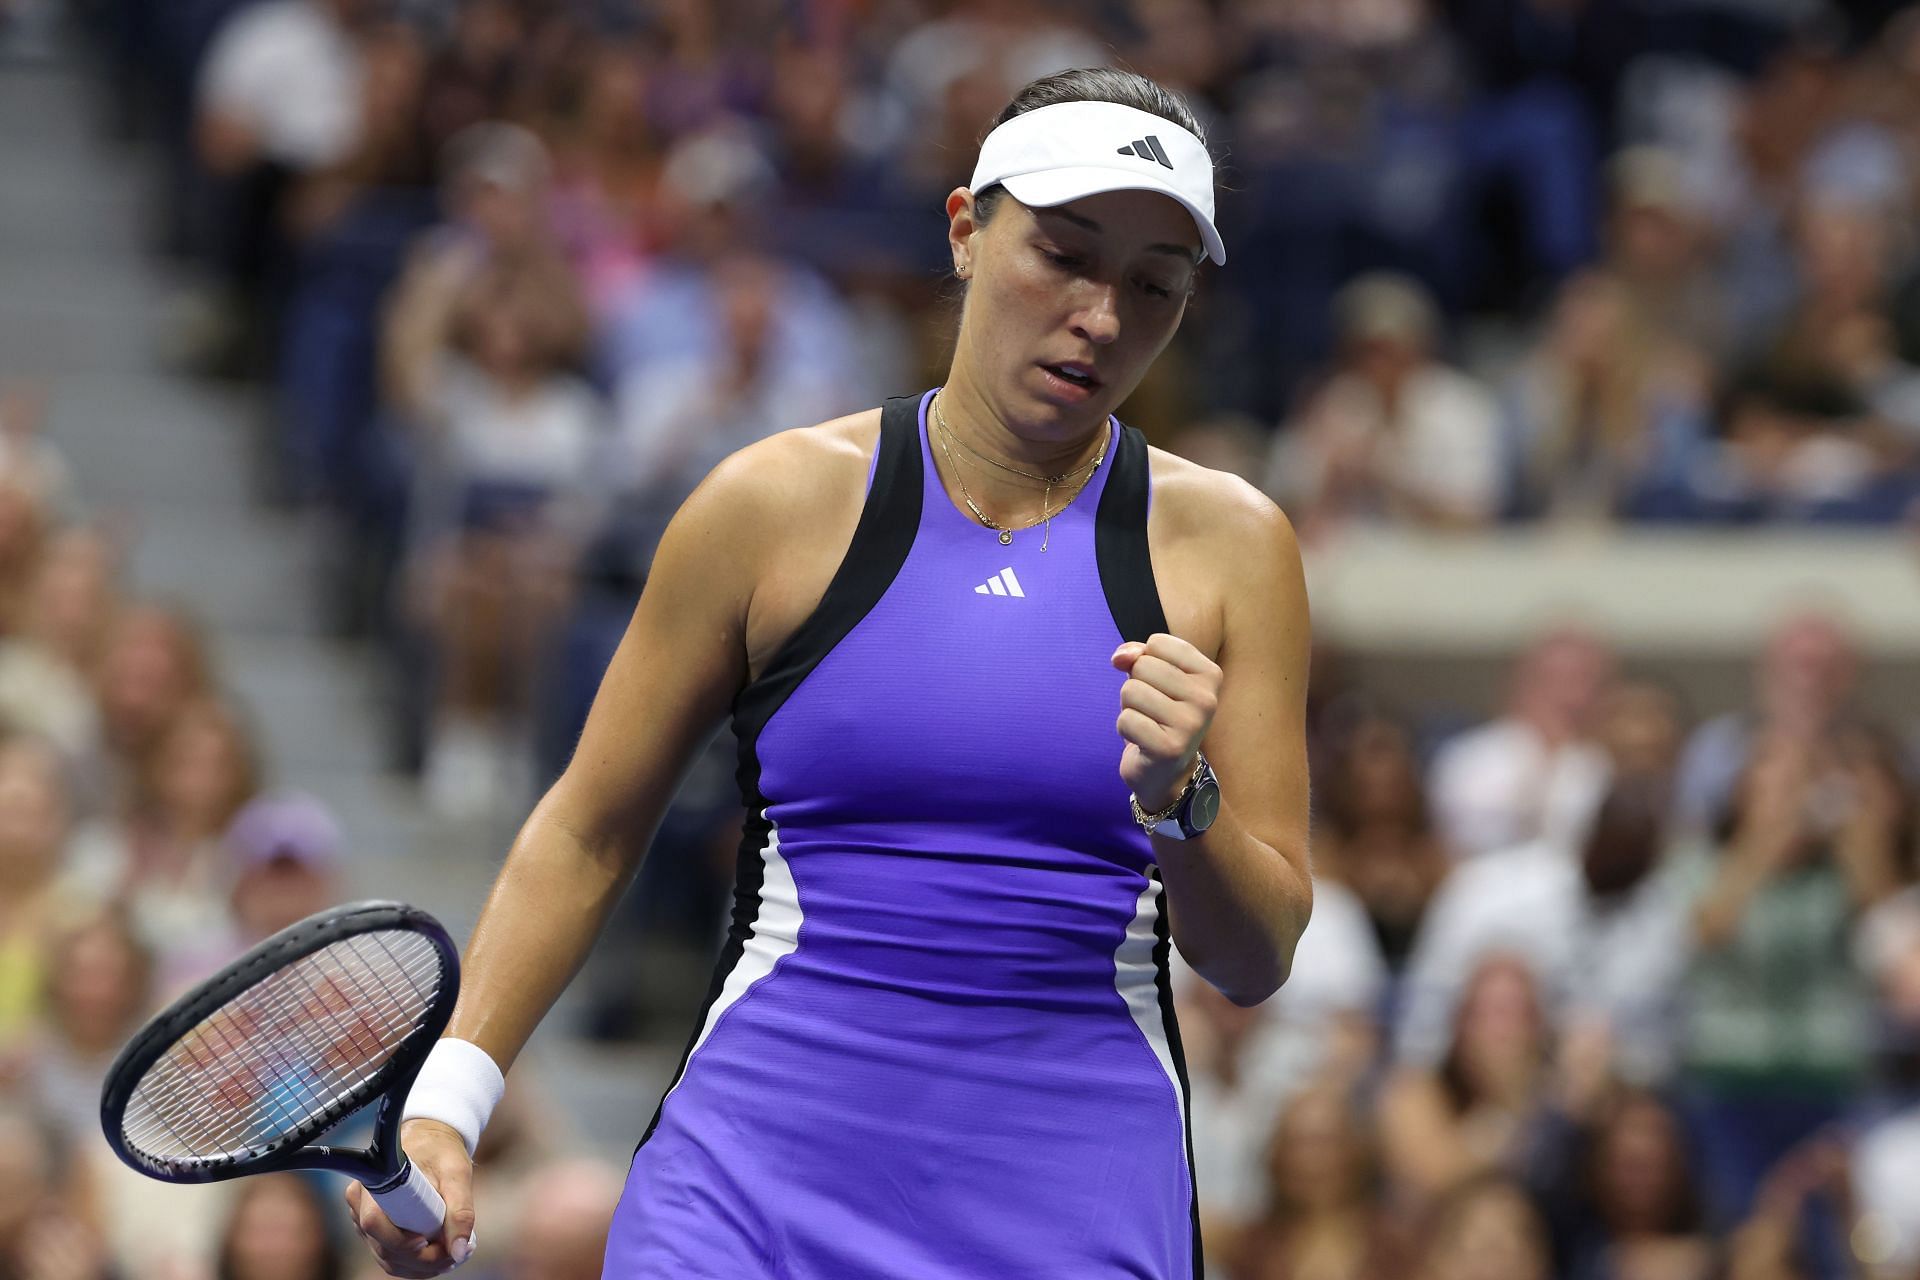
0 474 49 638
1181 879 1386 1251
1677 609 1861 831
1501 269 1715 521
1564 1090 1716 1280
24 908 151 1144
0 382 79 520
1264 273 1503 538
192 0 374 367
1380 954 1596 1211
1598 146 1728 361
0 736 86 1055
0 528 116 777
0 1099 112 1280
1845 885 1920 1279
1676 728 1903 1223
90 605 214 814
1216 1080 1408 1280
610 250 848 513
1397 773 1693 1085
495 1157 623 1280
383 122 582 391
387 249 604 815
1311 708 1451 969
1414 1171 1556 1280
215 1174 344 1280
1427 626 1615 862
70 697 261 990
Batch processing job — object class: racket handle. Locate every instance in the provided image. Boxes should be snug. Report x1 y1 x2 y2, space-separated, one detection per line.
372 1159 447 1237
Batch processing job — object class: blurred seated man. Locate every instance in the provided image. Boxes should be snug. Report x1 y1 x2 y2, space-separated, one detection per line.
1676 609 1858 834
1397 768 1693 1086
1263 273 1502 540
192 0 372 362
1427 626 1615 862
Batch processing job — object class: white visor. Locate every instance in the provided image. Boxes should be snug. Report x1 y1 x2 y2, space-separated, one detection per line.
969 100 1224 266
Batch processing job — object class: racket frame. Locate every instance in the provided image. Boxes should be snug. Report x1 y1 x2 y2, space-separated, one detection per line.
99 900 460 1192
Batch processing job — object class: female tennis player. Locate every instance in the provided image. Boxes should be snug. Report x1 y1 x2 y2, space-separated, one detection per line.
348 67 1313 1279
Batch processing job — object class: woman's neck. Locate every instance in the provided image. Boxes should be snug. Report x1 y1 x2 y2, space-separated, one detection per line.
933 378 1113 487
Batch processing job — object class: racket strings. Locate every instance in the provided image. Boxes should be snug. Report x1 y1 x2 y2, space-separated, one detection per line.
127 957 423 1156
133 942 432 1149
120 931 445 1167
126 937 438 1159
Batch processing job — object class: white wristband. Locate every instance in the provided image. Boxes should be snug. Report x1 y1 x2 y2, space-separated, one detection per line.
400 1038 505 1159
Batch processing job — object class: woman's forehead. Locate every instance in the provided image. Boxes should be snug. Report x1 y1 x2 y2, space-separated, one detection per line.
1018 192 1202 262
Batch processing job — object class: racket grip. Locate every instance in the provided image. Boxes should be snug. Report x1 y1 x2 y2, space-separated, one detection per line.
372 1159 447 1237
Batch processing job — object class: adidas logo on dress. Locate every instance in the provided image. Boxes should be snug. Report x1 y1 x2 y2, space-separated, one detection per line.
1114 136 1173 169
974 567 1025 597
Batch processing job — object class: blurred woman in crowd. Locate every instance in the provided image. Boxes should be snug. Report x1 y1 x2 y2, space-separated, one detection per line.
1677 726 1908 1223
215 1175 343 1280
70 697 261 989
24 909 151 1143
1313 708 1450 969
0 1099 113 1280
0 736 84 1057
90 604 213 813
1381 953 1593 1210
0 528 120 777
1219 1081 1408 1280
1567 1090 1715 1280
390 250 605 817
0 476 49 640
1502 269 1712 522
1416 1172 1555 1280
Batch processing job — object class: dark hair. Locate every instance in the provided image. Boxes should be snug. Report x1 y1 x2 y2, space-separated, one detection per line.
217 1175 344 1280
1580 1088 1706 1237
972 68 1208 230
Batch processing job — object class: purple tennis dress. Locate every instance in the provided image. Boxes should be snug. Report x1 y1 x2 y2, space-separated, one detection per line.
602 390 1199 1278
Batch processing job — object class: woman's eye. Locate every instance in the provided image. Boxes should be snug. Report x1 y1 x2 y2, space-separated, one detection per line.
1041 249 1084 270
1138 279 1174 299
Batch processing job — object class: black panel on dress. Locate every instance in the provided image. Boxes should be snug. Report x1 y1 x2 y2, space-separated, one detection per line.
1095 421 1172 642
1094 421 1204 1277
635 395 924 1156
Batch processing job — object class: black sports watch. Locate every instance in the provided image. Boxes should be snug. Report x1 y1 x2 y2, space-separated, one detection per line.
1130 753 1221 841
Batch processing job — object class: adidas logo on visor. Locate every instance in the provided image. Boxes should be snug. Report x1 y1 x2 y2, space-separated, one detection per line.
974 567 1025 597
1115 136 1173 169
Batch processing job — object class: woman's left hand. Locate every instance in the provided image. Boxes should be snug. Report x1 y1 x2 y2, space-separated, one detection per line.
1112 634 1223 813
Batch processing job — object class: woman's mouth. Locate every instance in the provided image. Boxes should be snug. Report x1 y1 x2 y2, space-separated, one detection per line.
1039 363 1101 399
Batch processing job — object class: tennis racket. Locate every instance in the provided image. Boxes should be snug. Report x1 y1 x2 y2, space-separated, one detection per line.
99 900 461 1236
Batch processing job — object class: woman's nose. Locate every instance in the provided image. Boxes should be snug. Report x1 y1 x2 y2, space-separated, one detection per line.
1072 282 1121 345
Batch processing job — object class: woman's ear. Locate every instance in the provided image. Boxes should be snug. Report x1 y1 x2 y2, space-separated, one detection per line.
946 187 978 280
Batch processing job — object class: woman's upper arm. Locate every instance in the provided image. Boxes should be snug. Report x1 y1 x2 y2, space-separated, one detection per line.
1204 483 1313 870
540 450 767 860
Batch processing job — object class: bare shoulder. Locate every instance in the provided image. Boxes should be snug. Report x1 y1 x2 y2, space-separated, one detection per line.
684 409 883 683
698 408 882 526
1145 445 1298 556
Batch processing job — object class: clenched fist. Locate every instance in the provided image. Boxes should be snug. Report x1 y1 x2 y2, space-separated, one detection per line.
1112 632 1222 812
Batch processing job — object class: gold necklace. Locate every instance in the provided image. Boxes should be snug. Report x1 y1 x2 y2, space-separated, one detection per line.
932 392 1105 551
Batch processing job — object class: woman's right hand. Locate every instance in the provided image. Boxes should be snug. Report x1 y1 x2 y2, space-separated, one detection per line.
344 1119 477 1278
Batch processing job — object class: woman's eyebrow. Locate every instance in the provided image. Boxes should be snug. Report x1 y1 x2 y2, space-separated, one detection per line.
1035 208 1199 262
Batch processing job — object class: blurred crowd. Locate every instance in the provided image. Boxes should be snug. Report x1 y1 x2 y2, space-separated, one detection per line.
1 0 1919 1277
0 385 623 1279
1185 613 1920 1280
65 0 1920 818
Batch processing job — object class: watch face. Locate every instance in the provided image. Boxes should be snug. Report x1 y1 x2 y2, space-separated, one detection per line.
1187 780 1221 833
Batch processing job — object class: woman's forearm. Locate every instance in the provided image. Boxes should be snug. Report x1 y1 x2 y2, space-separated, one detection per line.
1157 795 1312 1006
442 792 643 1073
